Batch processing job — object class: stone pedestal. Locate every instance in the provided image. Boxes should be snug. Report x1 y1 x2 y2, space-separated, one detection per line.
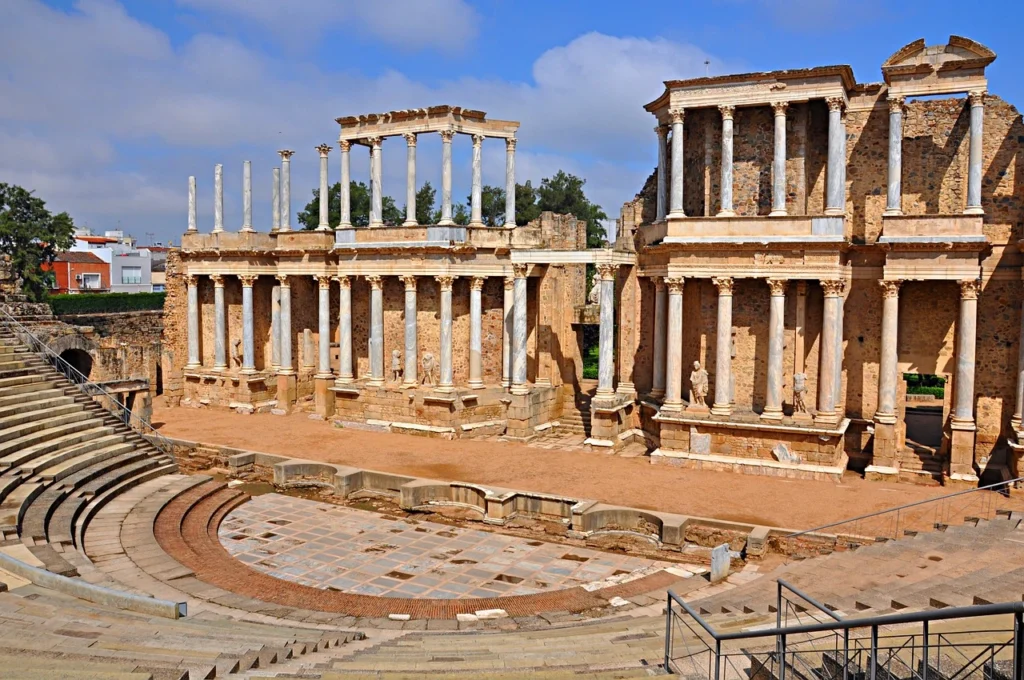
950 422 978 482
315 376 335 419
868 421 899 474
276 373 297 413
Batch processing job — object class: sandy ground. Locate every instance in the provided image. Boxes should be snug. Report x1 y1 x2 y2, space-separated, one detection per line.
153 404 1008 530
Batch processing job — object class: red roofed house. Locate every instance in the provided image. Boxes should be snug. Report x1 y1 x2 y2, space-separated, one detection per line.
44 251 110 293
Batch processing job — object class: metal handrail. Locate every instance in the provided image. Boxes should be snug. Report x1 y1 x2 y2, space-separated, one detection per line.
783 474 1023 542
0 307 173 456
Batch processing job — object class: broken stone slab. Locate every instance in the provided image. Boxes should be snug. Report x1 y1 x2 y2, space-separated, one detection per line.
474 608 508 619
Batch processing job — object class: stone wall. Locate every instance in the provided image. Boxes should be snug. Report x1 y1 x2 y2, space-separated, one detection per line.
161 249 188 406
56 310 163 390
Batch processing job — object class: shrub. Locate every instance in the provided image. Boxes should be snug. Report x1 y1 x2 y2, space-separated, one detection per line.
907 385 944 398
49 292 165 315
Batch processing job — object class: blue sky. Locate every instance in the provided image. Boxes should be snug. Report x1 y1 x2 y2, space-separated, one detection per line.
2 0 1022 245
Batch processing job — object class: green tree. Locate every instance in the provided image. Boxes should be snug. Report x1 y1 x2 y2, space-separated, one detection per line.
536 171 608 247
381 196 402 226
414 182 436 225
514 180 542 226
0 183 75 300
452 203 470 226
464 185 506 226
298 181 402 229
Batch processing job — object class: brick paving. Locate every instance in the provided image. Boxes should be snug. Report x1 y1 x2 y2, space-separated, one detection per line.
219 494 672 600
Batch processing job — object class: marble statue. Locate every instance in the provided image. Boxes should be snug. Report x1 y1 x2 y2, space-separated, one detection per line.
793 373 808 414
391 349 402 383
231 338 243 368
421 352 437 387
689 361 709 408
587 280 601 305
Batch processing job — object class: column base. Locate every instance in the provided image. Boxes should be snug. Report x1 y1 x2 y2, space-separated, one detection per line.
368 221 383 229
595 386 615 399
661 399 683 412
535 378 552 388
240 226 256 233
964 206 984 216
616 382 635 396
649 389 665 400
468 380 484 390
768 209 788 217
468 220 484 228
759 408 783 422
882 208 903 217
814 411 839 427
873 411 897 425
367 378 384 387
339 222 352 228
824 208 844 216
335 375 354 386
716 210 735 218
709 402 732 418
501 378 511 388
316 225 331 231
277 368 296 376
510 384 530 396
239 367 257 375
213 363 227 371
401 379 417 389
666 211 686 220
402 219 418 227
437 218 455 226
212 228 224 234
315 372 334 380
185 363 201 370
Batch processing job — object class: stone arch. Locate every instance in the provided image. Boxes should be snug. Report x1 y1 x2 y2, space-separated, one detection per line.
47 333 98 380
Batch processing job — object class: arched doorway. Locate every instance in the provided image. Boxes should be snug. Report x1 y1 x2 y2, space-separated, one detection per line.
60 348 93 380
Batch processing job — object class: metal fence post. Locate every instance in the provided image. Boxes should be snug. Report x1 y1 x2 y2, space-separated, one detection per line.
665 593 672 673
843 627 850 680
1013 610 1022 680
923 620 930 680
715 639 721 680
780 633 787 680
870 625 878 680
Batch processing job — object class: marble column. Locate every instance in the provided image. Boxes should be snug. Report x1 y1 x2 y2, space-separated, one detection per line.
651 279 667 398
505 139 517 227
271 285 281 369
401 276 418 387
211 274 227 370
833 286 846 415
815 280 843 424
965 90 985 215
185 275 200 369
770 102 788 217
470 135 484 227
239 161 253 233
240 275 256 373
277 276 293 374
439 130 455 225
1013 282 1024 434
336 276 353 384
596 264 617 397
316 144 332 231
825 98 846 215
271 168 281 232
213 164 224 233
710 277 734 417
469 277 484 388
368 275 383 386
369 137 383 227
884 96 905 216
437 276 455 391
315 276 331 377
278 150 294 231
502 276 514 387
663 277 684 411
668 109 685 219
187 176 197 232
403 134 417 226
511 264 529 395
655 125 668 222
762 279 787 420
953 279 981 423
876 280 902 424
339 141 352 228
718 106 735 217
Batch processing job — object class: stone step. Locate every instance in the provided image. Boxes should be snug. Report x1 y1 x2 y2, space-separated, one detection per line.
0 409 98 447
0 401 85 433
70 462 177 547
0 393 78 420
0 383 62 407
20 435 132 480
0 424 115 470
0 373 51 393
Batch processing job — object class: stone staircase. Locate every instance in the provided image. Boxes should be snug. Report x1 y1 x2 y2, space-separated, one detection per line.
559 385 593 435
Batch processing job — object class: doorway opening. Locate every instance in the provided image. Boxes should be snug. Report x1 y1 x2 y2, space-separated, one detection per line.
59 349 93 380
903 372 946 455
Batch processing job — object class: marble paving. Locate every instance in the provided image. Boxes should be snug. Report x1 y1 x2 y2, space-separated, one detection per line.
219 493 672 600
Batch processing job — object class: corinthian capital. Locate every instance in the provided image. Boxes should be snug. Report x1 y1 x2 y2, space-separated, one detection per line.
506 137 517 152
669 108 684 124
316 275 331 289
334 275 351 290
435 275 455 291
887 96 905 114
664 277 684 294
439 129 455 143
771 101 788 116
338 140 352 152
239 274 257 287
766 278 788 296
512 263 528 279
366 274 382 290
316 144 332 157
278 149 295 160
596 263 617 281
879 279 902 299
712 276 734 295
718 105 734 121
400 274 417 291
403 133 417 147
184 274 198 287
821 279 845 297
826 97 845 113
968 90 986 107
959 279 982 299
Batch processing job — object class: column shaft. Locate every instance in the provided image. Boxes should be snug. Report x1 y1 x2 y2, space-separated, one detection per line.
271 168 280 232
833 289 846 414
369 138 383 227
242 160 253 232
212 275 226 370
241 277 256 373
663 278 684 410
762 279 786 420
470 135 484 226
187 176 197 232
1014 286 1024 433
316 277 331 376
668 110 685 218
279 151 293 231
505 139 517 226
953 280 981 422
596 265 617 397
876 280 901 423
511 266 528 394
965 91 985 215
186 276 200 368
271 285 281 369
368 276 383 385
502 277 513 387
402 277 417 386
337 277 353 383
469 278 484 388
710 278 734 417
816 281 842 423
651 280 667 397
885 97 904 216
316 145 331 231
825 99 845 215
437 277 455 390
718 106 734 216
439 130 454 225
339 141 352 227
278 278 293 374
213 164 224 233
770 102 788 216
404 135 417 226
655 126 667 222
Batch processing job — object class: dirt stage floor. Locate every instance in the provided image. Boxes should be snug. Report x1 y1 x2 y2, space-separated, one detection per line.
152 404 1017 530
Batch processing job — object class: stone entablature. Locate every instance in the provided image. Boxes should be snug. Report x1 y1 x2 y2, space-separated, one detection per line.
335 105 519 141
882 36 993 98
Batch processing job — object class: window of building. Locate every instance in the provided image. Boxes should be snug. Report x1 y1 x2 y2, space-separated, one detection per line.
121 266 142 285
152 284 165 293
81 273 101 290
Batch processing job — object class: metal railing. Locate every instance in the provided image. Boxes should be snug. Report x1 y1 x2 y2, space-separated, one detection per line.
665 586 1024 680
0 307 173 456
775 475 1024 558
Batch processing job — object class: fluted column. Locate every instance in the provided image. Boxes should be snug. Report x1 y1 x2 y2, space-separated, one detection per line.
710 277 734 417
953 279 981 423
815 280 843 424
505 139 517 227
884 96 905 216
470 135 484 227
336 276 353 384
668 109 685 218
655 125 668 222
403 134 417 226
213 164 224 233
316 144 332 231
770 102 788 217
762 279 787 420
439 130 454 225
187 176 197 232
401 276 417 387
511 264 529 395
663 277 684 411
965 90 985 215
502 276 514 387
876 280 902 424
278 150 293 231
277 275 293 374
314 276 331 377
596 264 617 397
270 285 281 369
339 141 352 227
651 279 667 398
211 274 226 370
469 277 484 388
271 168 281 232
185 275 200 369
718 106 735 217
368 275 383 385
825 98 845 215
239 275 256 373
437 276 455 391
369 137 383 227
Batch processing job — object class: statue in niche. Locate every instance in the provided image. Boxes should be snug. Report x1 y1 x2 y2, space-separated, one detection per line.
391 349 402 383
587 280 601 305
689 361 709 408
793 373 808 414
231 338 243 368
421 352 437 387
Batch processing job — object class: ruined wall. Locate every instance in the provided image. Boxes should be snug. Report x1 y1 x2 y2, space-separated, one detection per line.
161 249 187 405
